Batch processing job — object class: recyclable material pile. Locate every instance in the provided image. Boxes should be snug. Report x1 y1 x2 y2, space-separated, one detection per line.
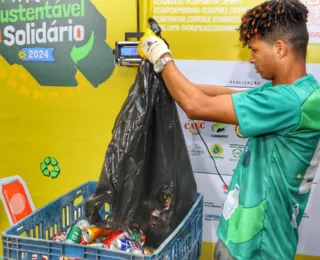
52 219 155 255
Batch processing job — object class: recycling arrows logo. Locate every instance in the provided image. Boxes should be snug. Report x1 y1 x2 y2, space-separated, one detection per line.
40 157 61 179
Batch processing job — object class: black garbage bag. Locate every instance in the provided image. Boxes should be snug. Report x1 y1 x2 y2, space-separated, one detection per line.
85 59 197 247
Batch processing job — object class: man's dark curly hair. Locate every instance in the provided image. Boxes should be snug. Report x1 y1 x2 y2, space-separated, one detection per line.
239 0 309 57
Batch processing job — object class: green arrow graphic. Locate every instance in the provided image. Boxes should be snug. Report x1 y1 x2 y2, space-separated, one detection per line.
212 123 227 131
71 31 95 64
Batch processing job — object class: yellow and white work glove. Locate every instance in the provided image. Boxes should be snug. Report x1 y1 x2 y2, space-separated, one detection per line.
138 28 172 73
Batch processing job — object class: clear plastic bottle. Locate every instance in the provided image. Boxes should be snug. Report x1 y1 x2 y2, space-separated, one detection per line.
222 184 240 220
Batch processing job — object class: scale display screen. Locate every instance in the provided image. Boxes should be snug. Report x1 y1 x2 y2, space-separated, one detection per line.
120 46 139 57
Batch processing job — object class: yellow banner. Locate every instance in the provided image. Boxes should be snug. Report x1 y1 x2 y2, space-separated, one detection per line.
0 0 137 251
144 0 320 63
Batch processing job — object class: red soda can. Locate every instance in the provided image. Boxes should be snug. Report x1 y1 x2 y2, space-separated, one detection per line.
79 237 88 245
56 231 67 237
102 231 125 248
53 232 67 242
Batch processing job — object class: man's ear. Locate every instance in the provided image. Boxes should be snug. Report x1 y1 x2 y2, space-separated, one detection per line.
275 40 288 58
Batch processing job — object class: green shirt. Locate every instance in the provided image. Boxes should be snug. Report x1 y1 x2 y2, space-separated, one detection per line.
217 74 320 259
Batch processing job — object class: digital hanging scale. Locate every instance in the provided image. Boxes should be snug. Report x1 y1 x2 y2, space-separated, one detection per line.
114 32 143 66
114 18 165 67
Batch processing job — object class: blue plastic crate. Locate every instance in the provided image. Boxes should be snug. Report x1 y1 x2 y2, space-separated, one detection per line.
2 181 203 260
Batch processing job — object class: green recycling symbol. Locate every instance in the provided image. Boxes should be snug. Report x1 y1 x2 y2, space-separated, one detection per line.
40 157 61 178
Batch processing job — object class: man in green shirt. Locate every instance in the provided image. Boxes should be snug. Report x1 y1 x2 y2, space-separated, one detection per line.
138 0 320 259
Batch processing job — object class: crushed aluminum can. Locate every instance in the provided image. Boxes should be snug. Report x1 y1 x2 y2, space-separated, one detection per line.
75 219 91 231
111 238 141 251
65 226 82 244
79 237 88 245
143 246 156 256
151 209 161 218
53 232 67 242
102 231 125 248
124 228 146 246
82 226 112 243
59 257 82 260
87 242 107 248
126 247 143 254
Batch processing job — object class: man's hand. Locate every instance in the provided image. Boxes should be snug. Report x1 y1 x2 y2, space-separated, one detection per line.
138 28 171 64
137 28 239 126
